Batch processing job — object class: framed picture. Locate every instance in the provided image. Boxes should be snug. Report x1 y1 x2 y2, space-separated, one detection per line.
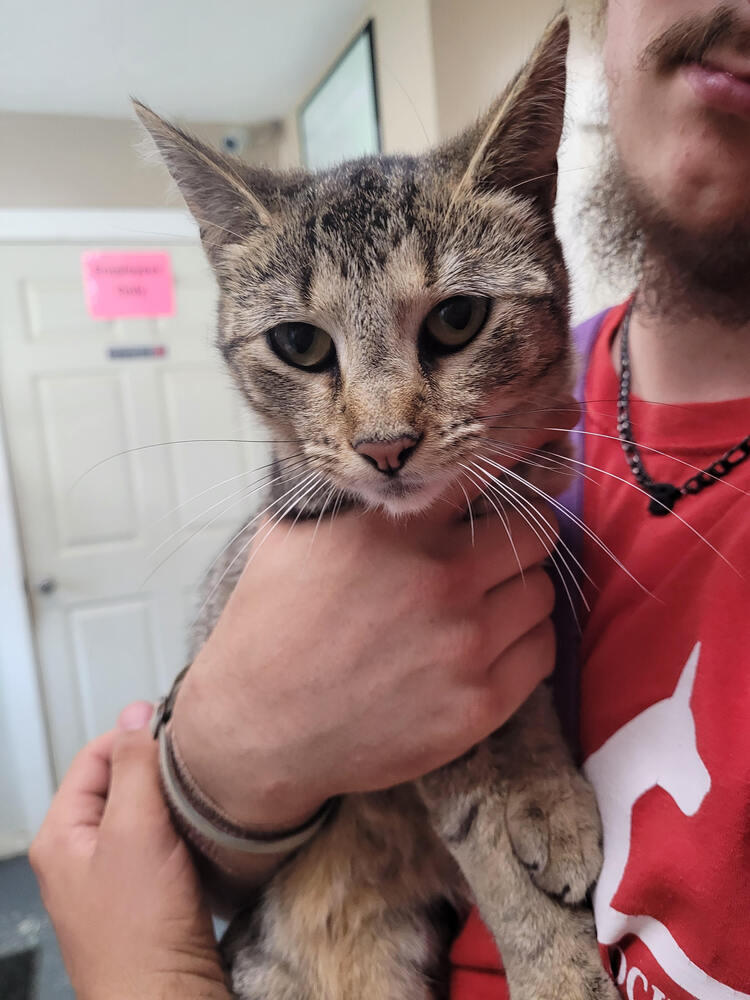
299 21 381 170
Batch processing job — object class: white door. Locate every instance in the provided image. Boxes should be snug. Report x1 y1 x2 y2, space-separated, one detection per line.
0 244 269 781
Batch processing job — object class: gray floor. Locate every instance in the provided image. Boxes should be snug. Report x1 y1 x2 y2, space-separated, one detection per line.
0 855 73 1000
0 854 228 999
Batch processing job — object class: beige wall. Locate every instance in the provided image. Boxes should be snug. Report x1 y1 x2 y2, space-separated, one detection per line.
430 0 560 139
428 1 617 320
0 112 288 208
368 0 438 154
1 3 617 317
283 0 439 167
1 0 439 204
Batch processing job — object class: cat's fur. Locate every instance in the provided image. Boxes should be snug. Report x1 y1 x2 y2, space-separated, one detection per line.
136 14 617 999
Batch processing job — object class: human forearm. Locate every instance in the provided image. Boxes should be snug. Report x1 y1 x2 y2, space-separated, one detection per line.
165 497 560 902
31 712 237 1000
169 667 327 893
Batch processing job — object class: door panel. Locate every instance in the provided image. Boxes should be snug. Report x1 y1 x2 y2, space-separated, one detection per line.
37 372 138 545
0 244 269 780
69 597 163 736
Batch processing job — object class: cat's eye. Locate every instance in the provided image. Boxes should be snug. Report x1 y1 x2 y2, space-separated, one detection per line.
422 296 490 353
267 322 335 371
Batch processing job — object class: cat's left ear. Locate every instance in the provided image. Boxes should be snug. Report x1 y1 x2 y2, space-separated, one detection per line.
459 12 569 212
133 100 272 257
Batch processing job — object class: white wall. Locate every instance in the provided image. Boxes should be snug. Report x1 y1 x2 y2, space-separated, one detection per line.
280 0 439 166
557 6 627 321
0 418 54 856
368 0 439 154
0 112 289 208
430 0 560 139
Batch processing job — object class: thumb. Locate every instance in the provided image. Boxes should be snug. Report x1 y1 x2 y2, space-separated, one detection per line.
117 700 154 732
99 724 171 844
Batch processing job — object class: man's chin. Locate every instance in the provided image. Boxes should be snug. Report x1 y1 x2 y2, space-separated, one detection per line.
583 137 750 323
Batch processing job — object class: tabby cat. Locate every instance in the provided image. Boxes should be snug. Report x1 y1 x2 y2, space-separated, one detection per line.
136 14 617 1000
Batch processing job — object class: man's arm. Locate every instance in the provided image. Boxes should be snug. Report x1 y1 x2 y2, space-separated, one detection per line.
169 495 561 895
31 710 233 1000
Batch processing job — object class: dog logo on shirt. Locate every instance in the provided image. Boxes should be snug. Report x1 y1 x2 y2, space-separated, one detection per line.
584 642 748 999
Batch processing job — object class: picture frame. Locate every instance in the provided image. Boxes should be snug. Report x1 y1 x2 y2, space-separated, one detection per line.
299 21 381 170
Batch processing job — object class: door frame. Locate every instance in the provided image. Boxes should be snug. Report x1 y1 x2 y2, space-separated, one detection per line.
0 209 198 854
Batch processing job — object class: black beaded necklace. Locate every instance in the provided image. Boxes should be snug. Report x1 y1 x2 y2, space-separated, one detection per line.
617 302 750 516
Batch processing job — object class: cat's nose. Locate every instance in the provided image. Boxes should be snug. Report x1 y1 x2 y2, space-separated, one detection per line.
353 434 421 474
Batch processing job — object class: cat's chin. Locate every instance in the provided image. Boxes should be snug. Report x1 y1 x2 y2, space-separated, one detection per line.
355 478 447 518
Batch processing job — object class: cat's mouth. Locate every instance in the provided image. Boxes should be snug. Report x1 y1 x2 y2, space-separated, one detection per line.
350 469 452 516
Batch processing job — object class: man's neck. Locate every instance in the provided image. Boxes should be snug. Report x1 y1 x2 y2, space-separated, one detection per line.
611 274 750 405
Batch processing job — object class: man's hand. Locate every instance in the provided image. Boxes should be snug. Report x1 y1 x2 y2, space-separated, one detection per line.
30 703 231 1000
175 490 561 833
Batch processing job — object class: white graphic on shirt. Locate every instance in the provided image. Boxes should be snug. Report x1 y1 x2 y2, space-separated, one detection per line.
585 642 749 999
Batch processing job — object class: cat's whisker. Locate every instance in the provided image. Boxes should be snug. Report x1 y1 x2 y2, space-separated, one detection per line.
506 166 578 197
469 460 584 628
191 468 324 625
144 478 271 585
330 488 348 529
284 475 332 540
499 488 583 630
306 483 339 559
458 463 525 581
149 451 306 531
190 473 325 634
469 457 587 602
484 424 750 499
477 436 599 488
240 472 328 577
140 462 315 588
327 488 343 535
477 453 656 597
470 455 594 607
69 437 297 494
482 434 627 486
479 397 707 425
478 398 620 420
457 478 476 547
148 455 310 560
475 445 599 593
485 438 742 578
380 65 433 146
190 214 252 244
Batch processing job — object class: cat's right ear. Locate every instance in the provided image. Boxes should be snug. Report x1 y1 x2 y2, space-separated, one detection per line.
133 100 271 258
447 13 569 215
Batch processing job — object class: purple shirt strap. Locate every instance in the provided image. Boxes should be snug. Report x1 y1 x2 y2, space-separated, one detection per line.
552 309 609 757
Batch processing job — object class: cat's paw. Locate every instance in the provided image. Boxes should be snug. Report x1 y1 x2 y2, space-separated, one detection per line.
505 767 603 904
528 957 620 1000
506 908 619 1000
519 965 619 1000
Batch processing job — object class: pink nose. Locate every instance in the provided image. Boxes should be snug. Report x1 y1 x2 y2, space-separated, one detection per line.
354 434 421 474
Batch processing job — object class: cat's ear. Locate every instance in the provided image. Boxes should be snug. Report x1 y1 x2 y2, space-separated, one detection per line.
133 100 272 255
456 12 569 212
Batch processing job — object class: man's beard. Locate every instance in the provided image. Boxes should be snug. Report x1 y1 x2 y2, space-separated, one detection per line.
582 2 750 326
582 138 750 327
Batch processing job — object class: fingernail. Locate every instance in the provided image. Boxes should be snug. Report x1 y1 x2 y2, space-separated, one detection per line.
118 701 154 731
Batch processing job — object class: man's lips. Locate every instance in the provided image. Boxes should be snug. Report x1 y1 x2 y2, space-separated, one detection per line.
682 58 750 120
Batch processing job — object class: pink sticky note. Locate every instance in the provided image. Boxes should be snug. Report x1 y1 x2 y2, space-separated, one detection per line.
81 251 175 319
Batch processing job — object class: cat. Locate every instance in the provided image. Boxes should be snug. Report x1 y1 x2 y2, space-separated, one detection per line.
136 14 617 1000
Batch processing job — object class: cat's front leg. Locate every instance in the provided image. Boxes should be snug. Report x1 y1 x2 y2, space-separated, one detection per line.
418 684 604 908
416 686 618 999
496 683 604 904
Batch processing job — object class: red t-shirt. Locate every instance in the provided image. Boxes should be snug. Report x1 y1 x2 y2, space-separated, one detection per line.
449 302 750 999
